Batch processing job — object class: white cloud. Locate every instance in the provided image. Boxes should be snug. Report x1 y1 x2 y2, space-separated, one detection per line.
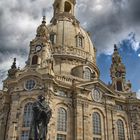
138 54 140 57
137 89 140 99
128 32 140 51
118 32 140 55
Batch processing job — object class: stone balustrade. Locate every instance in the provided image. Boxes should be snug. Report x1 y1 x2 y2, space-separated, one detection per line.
52 45 95 63
55 75 73 85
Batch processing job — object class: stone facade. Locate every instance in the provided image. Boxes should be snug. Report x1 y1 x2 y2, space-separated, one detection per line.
0 0 140 140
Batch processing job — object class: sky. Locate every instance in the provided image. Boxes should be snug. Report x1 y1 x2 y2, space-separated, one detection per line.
0 0 140 96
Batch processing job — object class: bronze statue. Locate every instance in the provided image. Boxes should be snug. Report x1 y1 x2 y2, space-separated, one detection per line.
29 95 52 140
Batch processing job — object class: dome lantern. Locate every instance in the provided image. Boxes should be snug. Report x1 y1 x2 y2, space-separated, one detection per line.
51 0 76 23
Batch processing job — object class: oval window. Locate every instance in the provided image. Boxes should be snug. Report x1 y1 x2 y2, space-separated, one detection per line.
25 80 36 91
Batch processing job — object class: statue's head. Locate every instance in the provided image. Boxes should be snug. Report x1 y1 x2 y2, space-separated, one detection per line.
38 95 45 102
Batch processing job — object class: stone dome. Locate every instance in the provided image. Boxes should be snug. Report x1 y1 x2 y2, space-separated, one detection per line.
42 0 99 78
47 20 96 64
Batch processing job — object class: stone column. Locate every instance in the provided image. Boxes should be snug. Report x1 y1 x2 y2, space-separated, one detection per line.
7 95 19 140
74 99 83 140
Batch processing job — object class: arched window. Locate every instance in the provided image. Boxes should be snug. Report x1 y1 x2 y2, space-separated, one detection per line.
76 34 84 48
117 119 125 140
93 112 101 140
57 108 67 131
84 67 91 80
57 108 67 140
23 103 33 127
32 55 38 65
116 81 122 91
64 1 71 12
21 103 33 140
78 37 83 47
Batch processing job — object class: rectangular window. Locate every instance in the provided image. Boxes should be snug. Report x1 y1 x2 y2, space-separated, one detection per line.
57 134 66 140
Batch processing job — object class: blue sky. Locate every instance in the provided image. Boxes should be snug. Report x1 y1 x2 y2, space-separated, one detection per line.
0 0 140 96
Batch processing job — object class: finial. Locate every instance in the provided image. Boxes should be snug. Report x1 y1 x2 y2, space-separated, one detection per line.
114 44 118 51
42 16 46 24
42 8 46 24
11 58 17 69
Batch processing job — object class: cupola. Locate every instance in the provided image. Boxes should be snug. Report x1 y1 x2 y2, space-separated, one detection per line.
53 0 75 15
51 0 77 23
36 16 49 39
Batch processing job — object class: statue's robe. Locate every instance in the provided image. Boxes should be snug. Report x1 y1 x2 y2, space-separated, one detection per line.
29 100 52 140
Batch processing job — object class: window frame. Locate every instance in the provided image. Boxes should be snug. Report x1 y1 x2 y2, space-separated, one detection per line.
25 79 36 91
92 112 102 140
76 34 84 48
21 102 33 140
93 112 101 135
57 134 66 140
116 81 123 91
57 107 67 132
84 67 91 80
32 55 38 65
117 119 125 140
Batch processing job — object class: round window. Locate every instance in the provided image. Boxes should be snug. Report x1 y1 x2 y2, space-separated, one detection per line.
25 80 36 91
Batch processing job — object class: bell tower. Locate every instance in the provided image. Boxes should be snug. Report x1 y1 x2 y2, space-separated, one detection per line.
110 44 131 92
26 17 53 73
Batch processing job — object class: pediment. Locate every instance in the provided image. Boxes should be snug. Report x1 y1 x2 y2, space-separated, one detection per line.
76 79 115 97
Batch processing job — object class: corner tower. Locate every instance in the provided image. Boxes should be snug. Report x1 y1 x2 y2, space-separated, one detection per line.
110 45 131 92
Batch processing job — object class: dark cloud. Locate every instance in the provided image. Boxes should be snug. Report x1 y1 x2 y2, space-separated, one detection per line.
0 0 53 88
76 0 140 54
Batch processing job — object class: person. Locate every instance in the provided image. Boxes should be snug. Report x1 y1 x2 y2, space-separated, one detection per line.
29 95 52 140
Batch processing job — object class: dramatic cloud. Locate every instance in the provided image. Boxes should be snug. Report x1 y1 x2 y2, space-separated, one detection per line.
0 0 53 88
119 32 140 52
76 0 140 54
0 0 140 90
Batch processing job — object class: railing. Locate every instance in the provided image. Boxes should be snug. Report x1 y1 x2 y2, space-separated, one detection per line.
55 74 86 85
55 74 73 85
52 45 95 63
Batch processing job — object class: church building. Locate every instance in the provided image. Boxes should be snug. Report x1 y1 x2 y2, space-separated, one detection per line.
0 0 140 140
